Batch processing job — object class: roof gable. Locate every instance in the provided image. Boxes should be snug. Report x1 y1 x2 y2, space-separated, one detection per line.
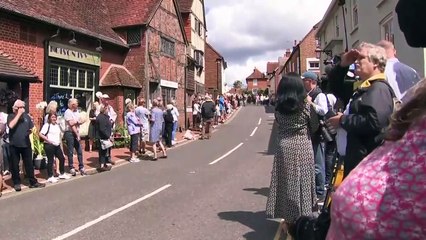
246 68 266 79
107 0 160 28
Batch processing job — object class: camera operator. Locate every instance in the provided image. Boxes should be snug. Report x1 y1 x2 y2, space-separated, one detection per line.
302 71 330 202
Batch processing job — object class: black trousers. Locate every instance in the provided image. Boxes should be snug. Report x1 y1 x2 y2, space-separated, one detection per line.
324 140 337 185
9 146 37 185
164 122 173 147
97 140 111 166
44 143 65 177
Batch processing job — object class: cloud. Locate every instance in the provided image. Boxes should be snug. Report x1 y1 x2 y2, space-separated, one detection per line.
205 0 332 84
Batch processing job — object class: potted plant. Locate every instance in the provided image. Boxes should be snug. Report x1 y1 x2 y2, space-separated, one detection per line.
31 127 46 170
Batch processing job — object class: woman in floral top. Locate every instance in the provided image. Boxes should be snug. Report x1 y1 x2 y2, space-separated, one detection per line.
327 79 426 239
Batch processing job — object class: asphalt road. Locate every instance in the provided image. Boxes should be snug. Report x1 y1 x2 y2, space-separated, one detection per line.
0 105 281 240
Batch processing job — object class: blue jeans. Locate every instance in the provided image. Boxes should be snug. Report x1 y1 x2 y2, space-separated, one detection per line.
313 140 325 197
63 131 84 170
172 121 178 141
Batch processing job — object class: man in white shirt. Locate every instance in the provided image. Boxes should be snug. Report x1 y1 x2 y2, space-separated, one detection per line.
63 98 85 176
100 94 117 126
302 71 329 200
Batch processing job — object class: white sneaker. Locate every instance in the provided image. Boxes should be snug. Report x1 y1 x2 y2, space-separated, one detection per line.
48 177 58 183
58 173 71 180
130 158 140 163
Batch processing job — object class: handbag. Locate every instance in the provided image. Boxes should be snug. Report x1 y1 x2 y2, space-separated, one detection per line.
100 139 113 150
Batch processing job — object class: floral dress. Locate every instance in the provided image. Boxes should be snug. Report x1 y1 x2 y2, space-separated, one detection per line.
327 116 426 239
266 104 316 221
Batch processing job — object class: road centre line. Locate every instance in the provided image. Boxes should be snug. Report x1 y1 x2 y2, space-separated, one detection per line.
52 184 172 240
258 118 262 125
209 143 244 165
250 127 258 137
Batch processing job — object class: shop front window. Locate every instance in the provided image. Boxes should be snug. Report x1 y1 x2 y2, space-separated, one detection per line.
48 63 96 114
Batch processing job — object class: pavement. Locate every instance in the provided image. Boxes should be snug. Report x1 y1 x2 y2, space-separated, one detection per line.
0 107 242 196
0 104 282 240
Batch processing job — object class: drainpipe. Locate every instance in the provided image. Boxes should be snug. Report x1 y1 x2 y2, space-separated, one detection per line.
144 28 150 109
183 55 188 130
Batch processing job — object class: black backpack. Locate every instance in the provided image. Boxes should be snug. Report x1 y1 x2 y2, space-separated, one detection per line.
164 109 174 123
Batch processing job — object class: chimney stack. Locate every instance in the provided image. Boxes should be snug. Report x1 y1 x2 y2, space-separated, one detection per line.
285 49 291 57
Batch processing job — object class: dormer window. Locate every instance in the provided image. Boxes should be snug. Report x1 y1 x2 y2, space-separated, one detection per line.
127 28 141 46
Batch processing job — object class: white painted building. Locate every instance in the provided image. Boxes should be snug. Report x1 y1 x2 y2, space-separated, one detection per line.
316 0 426 77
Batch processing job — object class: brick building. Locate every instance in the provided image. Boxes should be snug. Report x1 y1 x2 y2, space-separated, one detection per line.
177 0 207 128
245 68 268 95
106 0 188 128
280 22 321 77
205 42 227 99
0 0 189 130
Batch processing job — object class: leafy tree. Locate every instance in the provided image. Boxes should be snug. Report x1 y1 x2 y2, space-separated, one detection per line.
233 80 243 89
257 89 264 96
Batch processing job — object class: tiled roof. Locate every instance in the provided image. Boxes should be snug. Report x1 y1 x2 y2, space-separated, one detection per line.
266 62 279 74
106 0 161 28
0 0 126 47
177 0 193 12
100 64 142 89
246 68 265 79
0 51 38 82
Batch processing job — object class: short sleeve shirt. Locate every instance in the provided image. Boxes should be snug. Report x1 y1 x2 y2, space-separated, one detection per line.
7 113 34 148
135 106 150 130
40 123 62 146
64 109 80 132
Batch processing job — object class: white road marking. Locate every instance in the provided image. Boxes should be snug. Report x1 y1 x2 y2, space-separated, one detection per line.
268 115 274 118
209 143 244 165
250 127 258 137
258 118 262 125
52 184 172 240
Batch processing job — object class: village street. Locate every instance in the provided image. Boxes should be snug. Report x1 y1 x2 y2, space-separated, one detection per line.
0 105 282 240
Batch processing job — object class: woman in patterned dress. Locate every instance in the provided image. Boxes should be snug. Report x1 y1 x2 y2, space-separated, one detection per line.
326 79 426 239
266 72 316 232
149 99 167 160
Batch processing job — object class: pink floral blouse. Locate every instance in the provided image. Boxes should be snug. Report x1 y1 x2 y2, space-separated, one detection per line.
327 116 426 239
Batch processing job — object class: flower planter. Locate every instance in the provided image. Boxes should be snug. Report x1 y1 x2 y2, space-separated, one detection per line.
34 155 47 170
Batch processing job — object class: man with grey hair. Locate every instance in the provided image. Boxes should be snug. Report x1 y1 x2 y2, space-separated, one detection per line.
327 42 395 177
63 98 85 176
7 100 45 191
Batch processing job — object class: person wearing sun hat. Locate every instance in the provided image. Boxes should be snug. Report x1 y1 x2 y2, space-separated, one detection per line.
302 71 329 202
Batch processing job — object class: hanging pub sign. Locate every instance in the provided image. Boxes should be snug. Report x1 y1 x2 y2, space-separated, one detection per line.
48 42 101 66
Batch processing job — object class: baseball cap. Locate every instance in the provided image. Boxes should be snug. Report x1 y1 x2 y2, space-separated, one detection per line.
101 94 110 99
301 71 318 81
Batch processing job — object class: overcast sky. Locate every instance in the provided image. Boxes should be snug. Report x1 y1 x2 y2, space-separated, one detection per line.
204 0 332 85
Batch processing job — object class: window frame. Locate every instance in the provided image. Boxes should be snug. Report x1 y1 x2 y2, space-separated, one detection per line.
127 27 141 46
161 87 176 106
253 79 258 87
352 0 359 29
381 14 394 44
160 36 175 57
48 63 97 114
